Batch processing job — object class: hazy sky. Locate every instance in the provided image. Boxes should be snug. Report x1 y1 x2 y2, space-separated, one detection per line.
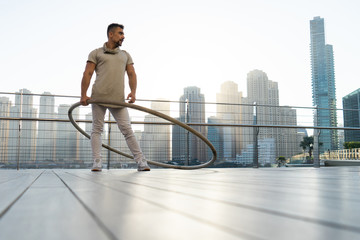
1 0 359 110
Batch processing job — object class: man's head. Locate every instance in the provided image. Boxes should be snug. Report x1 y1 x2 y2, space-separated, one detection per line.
107 23 125 47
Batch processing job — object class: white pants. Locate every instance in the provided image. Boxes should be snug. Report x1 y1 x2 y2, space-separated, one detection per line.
91 104 144 163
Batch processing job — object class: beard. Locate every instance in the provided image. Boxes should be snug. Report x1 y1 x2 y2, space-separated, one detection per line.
115 40 123 47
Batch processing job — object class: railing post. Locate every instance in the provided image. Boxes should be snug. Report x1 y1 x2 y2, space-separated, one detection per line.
185 99 189 166
313 105 320 168
253 102 259 168
313 129 320 167
17 89 23 171
107 111 111 170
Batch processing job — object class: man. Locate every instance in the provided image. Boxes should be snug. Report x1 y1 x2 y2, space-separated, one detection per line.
80 23 150 172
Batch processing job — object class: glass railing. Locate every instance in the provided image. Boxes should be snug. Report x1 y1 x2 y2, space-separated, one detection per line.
0 91 359 169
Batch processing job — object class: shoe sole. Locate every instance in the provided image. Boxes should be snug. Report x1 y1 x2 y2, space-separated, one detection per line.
138 168 150 171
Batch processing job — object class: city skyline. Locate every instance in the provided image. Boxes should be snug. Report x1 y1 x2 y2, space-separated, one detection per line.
0 79 356 167
2 66 357 124
0 69 302 166
1 1 359 113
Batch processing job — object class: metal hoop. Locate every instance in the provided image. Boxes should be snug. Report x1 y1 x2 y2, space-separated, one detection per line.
68 101 217 169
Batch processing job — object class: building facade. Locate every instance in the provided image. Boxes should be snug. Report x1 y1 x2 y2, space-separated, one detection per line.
56 104 80 162
8 89 37 164
36 92 56 162
207 116 223 161
246 70 299 160
310 16 338 152
0 97 11 164
141 100 171 164
172 86 207 164
215 81 244 160
343 88 360 142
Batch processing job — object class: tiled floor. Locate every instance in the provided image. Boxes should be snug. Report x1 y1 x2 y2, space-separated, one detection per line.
1 167 360 240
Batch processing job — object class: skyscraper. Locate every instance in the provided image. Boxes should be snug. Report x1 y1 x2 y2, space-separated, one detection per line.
247 70 279 162
172 86 207 164
216 81 244 160
279 106 300 157
36 92 56 162
207 116 223 161
343 88 360 142
246 70 298 160
0 97 11 164
56 104 80 162
141 100 171 163
8 89 37 164
80 112 93 164
310 16 338 152
247 70 279 133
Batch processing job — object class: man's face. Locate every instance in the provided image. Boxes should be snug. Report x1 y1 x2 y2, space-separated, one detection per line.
110 27 125 47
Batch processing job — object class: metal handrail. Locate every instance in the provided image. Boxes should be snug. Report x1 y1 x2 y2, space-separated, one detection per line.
2 116 360 131
2 91 359 111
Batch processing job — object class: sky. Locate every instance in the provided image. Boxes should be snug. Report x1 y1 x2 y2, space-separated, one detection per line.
1 0 359 114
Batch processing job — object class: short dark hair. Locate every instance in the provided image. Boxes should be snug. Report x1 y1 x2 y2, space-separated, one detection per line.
107 23 124 37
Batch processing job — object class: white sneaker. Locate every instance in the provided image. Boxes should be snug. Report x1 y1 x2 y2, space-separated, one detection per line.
137 159 150 171
91 159 102 172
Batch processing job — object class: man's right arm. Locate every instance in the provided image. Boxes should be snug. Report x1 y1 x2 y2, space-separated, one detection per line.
80 61 96 106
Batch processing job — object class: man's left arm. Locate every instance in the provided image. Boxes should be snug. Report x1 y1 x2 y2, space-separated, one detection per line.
126 64 137 103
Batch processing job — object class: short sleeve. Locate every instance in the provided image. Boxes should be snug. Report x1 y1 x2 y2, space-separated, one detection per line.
87 49 98 64
123 50 134 65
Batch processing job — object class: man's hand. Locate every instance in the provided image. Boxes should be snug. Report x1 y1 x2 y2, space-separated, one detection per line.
80 96 91 106
126 92 136 103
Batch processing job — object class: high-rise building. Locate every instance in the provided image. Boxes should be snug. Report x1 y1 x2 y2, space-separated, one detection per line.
337 126 345 150
0 97 11 164
172 86 207 164
36 92 56 162
141 100 171 163
343 88 360 142
310 16 338 152
246 70 298 160
216 81 243 160
56 104 80 162
247 70 279 161
207 116 223 161
247 69 280 128
8 89 37 164
279 106 301 157
80 112 93 164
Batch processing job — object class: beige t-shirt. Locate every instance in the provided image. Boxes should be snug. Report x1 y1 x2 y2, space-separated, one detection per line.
88 43 134 108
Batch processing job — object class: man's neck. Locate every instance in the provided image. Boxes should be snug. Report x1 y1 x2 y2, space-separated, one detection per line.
106 41 117 49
